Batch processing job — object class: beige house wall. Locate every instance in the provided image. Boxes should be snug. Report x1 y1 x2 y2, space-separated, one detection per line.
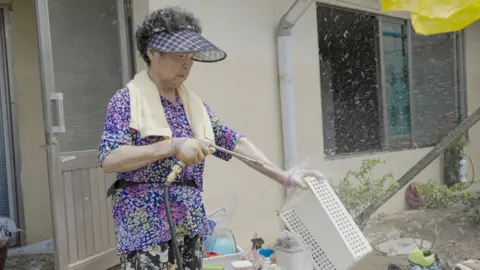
140 0 479 249
9 0 52 244
464 21 480 191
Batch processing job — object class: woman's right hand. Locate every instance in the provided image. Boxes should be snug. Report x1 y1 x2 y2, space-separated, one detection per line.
170 138 210 165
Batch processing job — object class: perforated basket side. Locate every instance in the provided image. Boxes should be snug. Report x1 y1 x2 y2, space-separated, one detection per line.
280 208 336 270
308 179 372 259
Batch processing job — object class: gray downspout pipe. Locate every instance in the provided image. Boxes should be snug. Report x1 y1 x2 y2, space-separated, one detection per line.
276 0 315 199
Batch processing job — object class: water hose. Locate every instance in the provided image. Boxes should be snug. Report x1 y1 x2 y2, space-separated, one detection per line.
164 142 263 269
164 144 217 270
165 161 186 270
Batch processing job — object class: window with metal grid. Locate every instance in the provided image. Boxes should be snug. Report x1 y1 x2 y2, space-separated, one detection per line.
317 3 465 156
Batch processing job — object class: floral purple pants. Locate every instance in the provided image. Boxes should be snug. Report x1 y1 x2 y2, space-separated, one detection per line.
120 235 203 270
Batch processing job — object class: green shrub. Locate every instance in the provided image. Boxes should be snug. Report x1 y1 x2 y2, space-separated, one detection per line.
411 180 472 209
334 158 399 229
412 180 480 225
462 198 480 225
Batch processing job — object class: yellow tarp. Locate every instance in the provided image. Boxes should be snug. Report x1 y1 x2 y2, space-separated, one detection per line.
380 0 480 35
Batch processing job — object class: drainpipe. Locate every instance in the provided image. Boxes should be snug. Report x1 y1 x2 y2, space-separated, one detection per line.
276 0 314 198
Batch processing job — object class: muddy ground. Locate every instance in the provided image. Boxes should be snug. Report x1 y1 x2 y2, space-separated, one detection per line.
352 208 480 270
4 208 480 269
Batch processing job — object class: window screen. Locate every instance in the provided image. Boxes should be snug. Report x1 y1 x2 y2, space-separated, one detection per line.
0 8 10 218
382 19 411 138
48 0 124 152
0 93 9 218
410 30 458 148
317 4 464 156
317 5 382 155
0 116 8 218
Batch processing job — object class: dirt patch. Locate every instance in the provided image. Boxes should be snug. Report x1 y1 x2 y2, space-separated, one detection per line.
4 253 55 270
3 253 122 270
352 208 480 269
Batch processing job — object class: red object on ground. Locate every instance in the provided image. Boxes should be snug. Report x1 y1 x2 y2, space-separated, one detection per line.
207 252 221 258
0 243 8 270
405 184 422 209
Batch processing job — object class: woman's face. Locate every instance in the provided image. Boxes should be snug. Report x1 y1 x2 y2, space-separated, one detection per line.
147 48 194 89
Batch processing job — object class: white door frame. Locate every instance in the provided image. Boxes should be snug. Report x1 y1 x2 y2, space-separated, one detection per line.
35 0 133 268
117 0 134 84
35 1 67 266
0 4 22 245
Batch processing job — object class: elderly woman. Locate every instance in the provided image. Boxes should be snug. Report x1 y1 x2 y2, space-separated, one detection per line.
99 7 320 270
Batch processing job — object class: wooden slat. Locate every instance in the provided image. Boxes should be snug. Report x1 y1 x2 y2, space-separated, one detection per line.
81 169 94 257
89 167 103 253
73 169 87 260
63 171 78 263
58 150 120 267
97 168 109 250
105 173 116 248
69 248 119 270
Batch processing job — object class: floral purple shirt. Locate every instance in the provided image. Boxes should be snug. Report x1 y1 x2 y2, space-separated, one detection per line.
98 88 241 254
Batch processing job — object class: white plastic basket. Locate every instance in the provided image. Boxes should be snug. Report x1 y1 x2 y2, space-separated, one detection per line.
279 176 372 270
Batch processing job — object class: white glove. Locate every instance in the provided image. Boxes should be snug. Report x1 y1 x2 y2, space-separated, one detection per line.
283 169 324 189
171 138 210 165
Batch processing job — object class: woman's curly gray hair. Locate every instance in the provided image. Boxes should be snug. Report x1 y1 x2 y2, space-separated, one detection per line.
135 7 202 65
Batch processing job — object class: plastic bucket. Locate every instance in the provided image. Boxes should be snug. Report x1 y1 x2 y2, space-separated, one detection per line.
275 246 314 270
0 243 7 270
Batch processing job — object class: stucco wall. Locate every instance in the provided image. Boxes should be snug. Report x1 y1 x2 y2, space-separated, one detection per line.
136 0 459 250
10 0 52 244
464 21 480 191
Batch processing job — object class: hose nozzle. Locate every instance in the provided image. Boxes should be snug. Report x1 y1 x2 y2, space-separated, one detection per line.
166 145 215 186
166 161 185 186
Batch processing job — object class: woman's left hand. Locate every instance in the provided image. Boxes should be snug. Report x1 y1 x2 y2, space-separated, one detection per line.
283 169 324 189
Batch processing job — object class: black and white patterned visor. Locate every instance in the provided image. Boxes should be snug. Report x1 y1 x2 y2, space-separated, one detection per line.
148 28 227 63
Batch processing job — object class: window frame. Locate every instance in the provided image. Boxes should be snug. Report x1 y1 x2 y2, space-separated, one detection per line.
316 3 468 158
